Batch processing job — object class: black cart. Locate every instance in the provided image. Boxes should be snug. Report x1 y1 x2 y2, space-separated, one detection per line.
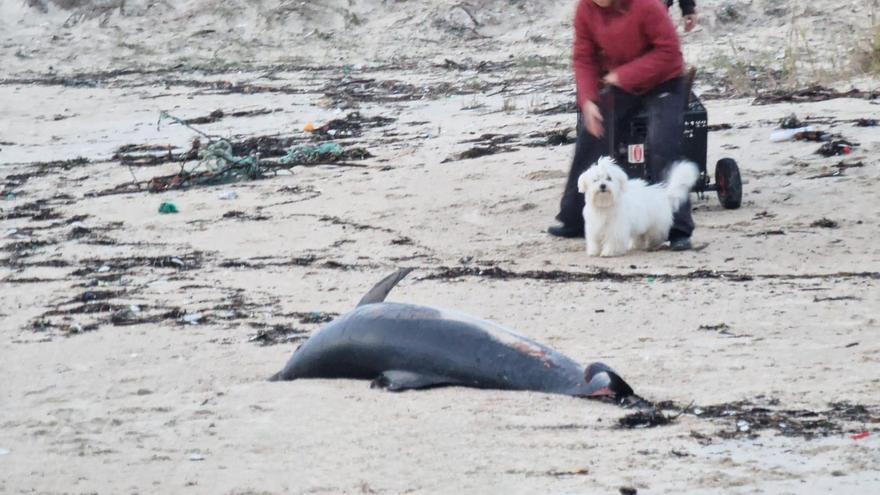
607 91 743 209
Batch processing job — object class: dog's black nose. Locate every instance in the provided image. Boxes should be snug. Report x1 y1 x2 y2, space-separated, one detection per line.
599 184 607 191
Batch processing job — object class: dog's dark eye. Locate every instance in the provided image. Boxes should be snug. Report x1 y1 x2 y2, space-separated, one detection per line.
606 175 611 181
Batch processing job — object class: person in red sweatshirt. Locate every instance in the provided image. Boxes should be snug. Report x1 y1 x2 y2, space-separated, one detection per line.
547 0 695 251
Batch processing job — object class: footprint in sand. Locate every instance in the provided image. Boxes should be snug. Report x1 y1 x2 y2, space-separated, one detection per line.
525 170 566 181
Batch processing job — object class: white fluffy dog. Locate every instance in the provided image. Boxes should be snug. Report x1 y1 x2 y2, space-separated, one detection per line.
577 156 699 257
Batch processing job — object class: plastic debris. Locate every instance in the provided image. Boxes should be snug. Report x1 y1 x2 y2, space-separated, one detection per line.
182 313 203 325
218 191 238 200
158 202 179 214
769 126 813 142
850 431 870 440
188 453 205 461
0 447 9 456
145 112 264 192
779 113 805 129
97 265 111 273
737 420 751 432
304 122 315 132
280 143 343 165
817 140 855 157
198 140 259 174
99 111 371 196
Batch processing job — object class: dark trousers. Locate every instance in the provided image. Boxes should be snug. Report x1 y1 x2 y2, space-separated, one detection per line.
556 77 695 240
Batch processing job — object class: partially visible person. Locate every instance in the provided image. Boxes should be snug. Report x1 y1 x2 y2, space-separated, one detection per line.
666 0 698 32
547 0 696 251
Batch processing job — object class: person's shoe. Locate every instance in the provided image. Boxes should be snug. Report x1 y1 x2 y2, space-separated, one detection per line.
547 224 584 238
669 237 692 251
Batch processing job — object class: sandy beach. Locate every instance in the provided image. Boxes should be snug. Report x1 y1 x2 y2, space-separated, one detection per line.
2 1 879 493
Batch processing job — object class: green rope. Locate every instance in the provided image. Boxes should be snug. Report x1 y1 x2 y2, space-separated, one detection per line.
280 143 343 165
152 111 344 189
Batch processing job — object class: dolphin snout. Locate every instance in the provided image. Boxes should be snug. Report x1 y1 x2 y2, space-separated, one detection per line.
583 362 634 398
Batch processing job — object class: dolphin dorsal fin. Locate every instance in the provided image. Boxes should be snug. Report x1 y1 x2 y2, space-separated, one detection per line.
357 268 415 307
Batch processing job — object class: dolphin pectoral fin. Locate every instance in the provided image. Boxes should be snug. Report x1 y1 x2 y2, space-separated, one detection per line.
370 370 457 392
357 268 415 307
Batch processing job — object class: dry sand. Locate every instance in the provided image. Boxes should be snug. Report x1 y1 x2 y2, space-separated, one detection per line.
2 1 879 493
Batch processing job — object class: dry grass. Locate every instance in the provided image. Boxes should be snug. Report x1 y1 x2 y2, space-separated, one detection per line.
851 3 880 75
710 0 879 92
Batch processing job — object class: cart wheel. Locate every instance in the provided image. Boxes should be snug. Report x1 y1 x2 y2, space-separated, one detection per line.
715 158 742 209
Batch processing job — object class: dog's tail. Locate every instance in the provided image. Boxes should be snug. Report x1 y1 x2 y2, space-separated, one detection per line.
664 160 700 211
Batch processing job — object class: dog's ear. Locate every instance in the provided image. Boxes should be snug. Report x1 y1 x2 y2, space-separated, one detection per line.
577 172 589 193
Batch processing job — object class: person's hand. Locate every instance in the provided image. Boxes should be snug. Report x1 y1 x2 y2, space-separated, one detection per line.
602 71 619 87
582 100 604 138
683 12 698 32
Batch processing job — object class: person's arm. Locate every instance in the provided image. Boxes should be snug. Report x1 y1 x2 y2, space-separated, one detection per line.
572 0 600 108
608 0 682 94
572 0 604 137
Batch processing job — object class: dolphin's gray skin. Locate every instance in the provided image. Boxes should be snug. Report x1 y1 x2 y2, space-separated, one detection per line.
270 268 633 398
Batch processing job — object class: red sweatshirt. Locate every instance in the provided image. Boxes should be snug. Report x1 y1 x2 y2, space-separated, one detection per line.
573 0 683 108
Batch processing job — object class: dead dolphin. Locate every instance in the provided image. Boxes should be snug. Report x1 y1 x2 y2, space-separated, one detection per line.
269 268 633 398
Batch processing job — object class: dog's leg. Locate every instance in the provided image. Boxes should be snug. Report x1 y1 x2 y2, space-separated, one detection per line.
586 232 601 256
649 226 668 249
648 234 665 250
600 243 625 257
599 233 627 257
598 222 628 257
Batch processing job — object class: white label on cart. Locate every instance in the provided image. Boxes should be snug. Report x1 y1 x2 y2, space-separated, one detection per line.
628 144 645 164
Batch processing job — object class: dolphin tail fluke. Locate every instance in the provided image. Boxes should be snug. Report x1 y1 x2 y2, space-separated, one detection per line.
357 267 415 307
584 362 634 399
